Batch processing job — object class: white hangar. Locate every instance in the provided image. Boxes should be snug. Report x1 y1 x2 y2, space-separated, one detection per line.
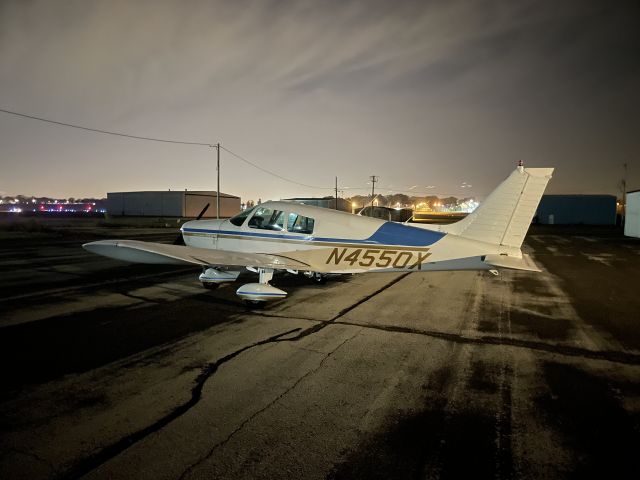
107 190 241 218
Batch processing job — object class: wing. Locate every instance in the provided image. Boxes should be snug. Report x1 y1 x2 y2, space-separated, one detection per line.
82 240 313 270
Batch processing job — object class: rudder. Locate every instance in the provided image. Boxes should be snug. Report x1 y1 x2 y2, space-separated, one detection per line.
442 166 553 248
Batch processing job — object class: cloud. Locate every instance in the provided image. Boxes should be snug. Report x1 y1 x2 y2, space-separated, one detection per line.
0 0 638 198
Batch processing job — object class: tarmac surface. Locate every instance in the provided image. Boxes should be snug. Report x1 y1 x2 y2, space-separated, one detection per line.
1 222 639 479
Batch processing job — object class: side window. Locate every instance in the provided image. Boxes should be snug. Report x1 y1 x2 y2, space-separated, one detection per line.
287 213 315 234
248 207 285 231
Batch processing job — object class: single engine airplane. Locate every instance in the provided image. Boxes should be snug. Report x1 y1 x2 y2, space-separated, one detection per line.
83 164 553 306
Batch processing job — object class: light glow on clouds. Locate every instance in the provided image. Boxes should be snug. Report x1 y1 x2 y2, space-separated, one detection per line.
0 0 638 201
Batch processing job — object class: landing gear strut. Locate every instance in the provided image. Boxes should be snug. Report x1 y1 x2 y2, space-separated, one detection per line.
304 271 327 284
311 272 327 284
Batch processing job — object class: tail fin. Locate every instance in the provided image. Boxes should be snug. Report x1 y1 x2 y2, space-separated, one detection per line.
442 166 553 248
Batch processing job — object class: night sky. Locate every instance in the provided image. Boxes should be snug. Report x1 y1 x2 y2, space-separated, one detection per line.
1 0 638 202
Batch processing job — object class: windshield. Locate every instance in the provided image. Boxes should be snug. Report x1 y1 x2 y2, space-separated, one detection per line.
229 206 257 227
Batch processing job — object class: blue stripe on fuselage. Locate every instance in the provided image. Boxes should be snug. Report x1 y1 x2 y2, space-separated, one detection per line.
364 222 444 246
183 222 444 247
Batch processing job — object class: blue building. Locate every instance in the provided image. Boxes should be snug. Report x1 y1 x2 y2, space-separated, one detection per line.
535 195 617 225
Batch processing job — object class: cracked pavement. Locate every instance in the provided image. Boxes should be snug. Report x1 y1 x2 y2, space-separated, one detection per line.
1 225 639 479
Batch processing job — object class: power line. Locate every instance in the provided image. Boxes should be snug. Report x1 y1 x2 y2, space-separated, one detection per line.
345 186 474 197
0 107 334 190
0 108 213 146
1 107 459 196
220 146 333 190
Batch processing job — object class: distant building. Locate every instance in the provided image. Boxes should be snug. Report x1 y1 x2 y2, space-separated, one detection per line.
358 206 413 222
625 190 640 238
535 195 617 225
284 197 351 212
107 191 241 218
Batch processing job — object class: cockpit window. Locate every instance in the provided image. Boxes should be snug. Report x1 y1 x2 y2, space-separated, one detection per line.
248 207 285 231
287 213 314 234
229 206 257 227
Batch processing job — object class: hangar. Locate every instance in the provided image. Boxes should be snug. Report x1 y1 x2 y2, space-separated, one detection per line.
535 194 617 225
107 190 241 218
625 190 640 238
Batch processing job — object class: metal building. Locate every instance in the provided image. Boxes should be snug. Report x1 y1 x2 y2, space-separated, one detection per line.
358 206 413 222
107 191 241 218
625 190 640 238
535 194 617 225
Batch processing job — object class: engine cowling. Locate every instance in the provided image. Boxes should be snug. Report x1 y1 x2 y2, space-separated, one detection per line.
236 283 287 302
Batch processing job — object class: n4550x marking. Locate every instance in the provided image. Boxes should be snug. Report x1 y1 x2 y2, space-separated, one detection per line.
326 248 431 270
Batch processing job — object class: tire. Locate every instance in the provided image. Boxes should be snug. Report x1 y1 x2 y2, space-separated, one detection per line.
244 300 266 309
311 273 327 284
201 282 220 290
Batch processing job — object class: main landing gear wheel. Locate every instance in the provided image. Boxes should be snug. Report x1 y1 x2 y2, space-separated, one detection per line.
244 299 266 309
311 272 327 284
201 282 220 290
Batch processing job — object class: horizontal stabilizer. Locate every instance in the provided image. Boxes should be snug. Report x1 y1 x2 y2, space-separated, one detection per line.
483 253 541 272
82 240 312 270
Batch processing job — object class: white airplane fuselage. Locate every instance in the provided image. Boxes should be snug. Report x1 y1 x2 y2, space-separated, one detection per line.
83 166 553 304
181 202 519 274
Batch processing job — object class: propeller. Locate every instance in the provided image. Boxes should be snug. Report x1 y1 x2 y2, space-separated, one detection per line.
173 203 210 245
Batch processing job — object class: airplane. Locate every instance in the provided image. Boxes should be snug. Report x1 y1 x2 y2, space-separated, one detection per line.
83 164 553 307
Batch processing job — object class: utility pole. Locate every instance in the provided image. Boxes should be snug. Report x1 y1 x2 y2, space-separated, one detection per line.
335 176 338 210
216 143 220 219
370 175 378 207
622 162 628 226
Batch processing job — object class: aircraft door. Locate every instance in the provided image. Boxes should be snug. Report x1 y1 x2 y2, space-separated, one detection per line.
242 207 286 253
210 225 219 249
218 206 255 251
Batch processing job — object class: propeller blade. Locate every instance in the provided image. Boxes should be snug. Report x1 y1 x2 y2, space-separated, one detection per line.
173 203 211 245
196 203 210 220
